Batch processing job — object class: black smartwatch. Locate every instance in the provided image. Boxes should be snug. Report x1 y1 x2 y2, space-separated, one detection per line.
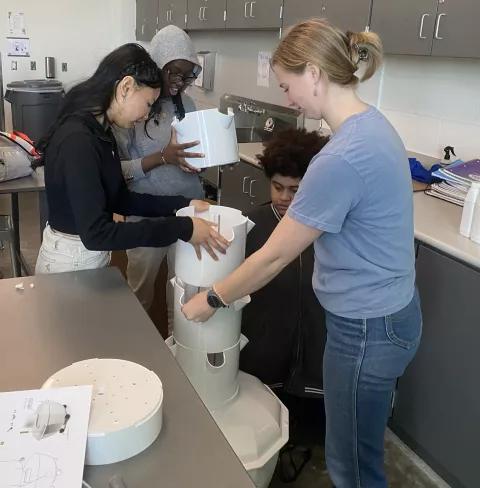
206 288 227 308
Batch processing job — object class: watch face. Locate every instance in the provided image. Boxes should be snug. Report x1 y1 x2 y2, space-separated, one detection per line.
207 292 221 308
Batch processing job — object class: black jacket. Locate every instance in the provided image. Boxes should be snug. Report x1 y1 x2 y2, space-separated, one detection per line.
44 112 193 250
240 204 326 397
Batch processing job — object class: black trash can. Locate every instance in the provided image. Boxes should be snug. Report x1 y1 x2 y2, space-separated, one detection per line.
5 79 64 143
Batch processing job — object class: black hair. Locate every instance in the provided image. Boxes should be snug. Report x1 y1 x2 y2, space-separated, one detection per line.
258 128 330 179
143 90 186 139
34 43 162 168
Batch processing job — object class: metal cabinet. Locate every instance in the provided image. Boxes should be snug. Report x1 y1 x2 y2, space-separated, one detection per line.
187 0 227 30
370 0 438 56
283 0 371 31
323 0 372 32
136 0 158 41
158 0 187 29
226 0 284 30
220 161 270 213
390 244 480 488
430 0 480 59
371 0 480 59
282 1 326 28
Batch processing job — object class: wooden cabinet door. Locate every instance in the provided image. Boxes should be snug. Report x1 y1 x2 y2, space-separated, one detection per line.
391 244 480 488
323 0 372 32
431 0 480 59
282 0 326 29
187 0 226 30
158 1 187 29
136 0 158 41
226 0 284 30
370 0 438 56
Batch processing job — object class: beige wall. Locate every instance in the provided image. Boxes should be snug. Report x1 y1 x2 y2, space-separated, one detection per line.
1 0 136 130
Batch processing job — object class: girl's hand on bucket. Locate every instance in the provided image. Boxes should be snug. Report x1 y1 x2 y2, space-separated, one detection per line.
189 218 229 260
182 291 216 323
190 199 210 214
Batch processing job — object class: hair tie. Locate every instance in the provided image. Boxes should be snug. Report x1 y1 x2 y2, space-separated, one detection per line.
353 43 369 61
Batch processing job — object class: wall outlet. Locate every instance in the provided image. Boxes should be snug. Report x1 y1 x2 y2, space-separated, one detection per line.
62 62 68 72
11 60 17 70
30 61 36 70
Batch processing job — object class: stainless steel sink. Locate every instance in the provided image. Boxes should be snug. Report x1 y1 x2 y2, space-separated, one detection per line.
201 94 304 200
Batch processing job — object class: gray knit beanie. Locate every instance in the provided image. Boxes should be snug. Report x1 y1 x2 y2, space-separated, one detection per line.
149 25 201 72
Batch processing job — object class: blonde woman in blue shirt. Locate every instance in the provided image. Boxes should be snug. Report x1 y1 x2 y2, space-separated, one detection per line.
183 19 422 488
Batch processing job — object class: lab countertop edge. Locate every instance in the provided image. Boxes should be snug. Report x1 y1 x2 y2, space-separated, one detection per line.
237 143 480 270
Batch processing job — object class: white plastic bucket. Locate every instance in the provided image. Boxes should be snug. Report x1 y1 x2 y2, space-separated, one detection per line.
175 205 255 287
172 108 239 169
172 277 250 351
167 336 248 411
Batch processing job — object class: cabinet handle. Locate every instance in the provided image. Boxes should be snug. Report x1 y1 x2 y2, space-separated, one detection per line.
434 13 446 40
244 1 249 18
242 176 251 194
279 5 283 19
203 6 208 21
418 13 429 39
198 7 203 20
141 24 145 35
249 179 257 198
250 1 256 18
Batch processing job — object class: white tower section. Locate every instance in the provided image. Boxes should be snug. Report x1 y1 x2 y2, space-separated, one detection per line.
169 205 289 488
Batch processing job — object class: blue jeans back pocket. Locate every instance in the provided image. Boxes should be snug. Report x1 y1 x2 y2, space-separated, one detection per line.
385 290 422 350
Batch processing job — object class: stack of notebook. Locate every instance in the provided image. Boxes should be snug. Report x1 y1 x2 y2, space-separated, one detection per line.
426 159 480 206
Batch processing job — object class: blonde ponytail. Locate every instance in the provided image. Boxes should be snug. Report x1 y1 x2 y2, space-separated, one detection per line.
272 18 383 86
346 30 383 82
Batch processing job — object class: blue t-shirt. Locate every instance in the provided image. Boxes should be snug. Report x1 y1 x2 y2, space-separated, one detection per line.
288 106 415 319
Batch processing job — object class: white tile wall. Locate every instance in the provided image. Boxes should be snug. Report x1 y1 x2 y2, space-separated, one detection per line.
379 55 480 160
189 31 480 161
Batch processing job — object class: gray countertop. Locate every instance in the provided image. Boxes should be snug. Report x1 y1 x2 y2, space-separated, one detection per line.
238 143 480 269
0 167 44 194
0 268 255 488
238 142 265 168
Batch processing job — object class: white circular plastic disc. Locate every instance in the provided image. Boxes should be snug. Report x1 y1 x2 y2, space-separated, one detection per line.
43 358 163 465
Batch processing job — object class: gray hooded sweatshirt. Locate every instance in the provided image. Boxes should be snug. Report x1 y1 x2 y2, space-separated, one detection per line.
115 25 204 200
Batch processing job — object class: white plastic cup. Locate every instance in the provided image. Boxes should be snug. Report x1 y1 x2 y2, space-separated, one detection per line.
469 189 480 244
460 182 480 238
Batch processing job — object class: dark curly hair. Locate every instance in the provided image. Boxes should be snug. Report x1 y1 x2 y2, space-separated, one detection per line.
257 128 329 179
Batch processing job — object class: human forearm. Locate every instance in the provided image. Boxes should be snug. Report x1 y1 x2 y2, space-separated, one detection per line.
181 215 322 322
215 246 289 305
116 189 190 217
141 150 166 173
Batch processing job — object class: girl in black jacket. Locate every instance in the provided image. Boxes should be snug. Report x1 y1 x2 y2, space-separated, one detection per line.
34 44 227 274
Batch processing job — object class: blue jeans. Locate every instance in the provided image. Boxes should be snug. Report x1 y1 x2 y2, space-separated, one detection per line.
324 289 422 488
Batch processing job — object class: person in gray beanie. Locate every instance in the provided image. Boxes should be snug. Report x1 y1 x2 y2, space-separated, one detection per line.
114 25 204 331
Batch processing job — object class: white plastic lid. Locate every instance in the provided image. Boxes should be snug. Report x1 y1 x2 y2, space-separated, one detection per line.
43 359 163 435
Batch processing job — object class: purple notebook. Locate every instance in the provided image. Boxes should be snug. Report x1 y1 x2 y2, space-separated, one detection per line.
444 159 480 183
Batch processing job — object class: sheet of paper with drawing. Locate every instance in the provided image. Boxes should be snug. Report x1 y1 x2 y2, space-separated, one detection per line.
0 385 92 488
